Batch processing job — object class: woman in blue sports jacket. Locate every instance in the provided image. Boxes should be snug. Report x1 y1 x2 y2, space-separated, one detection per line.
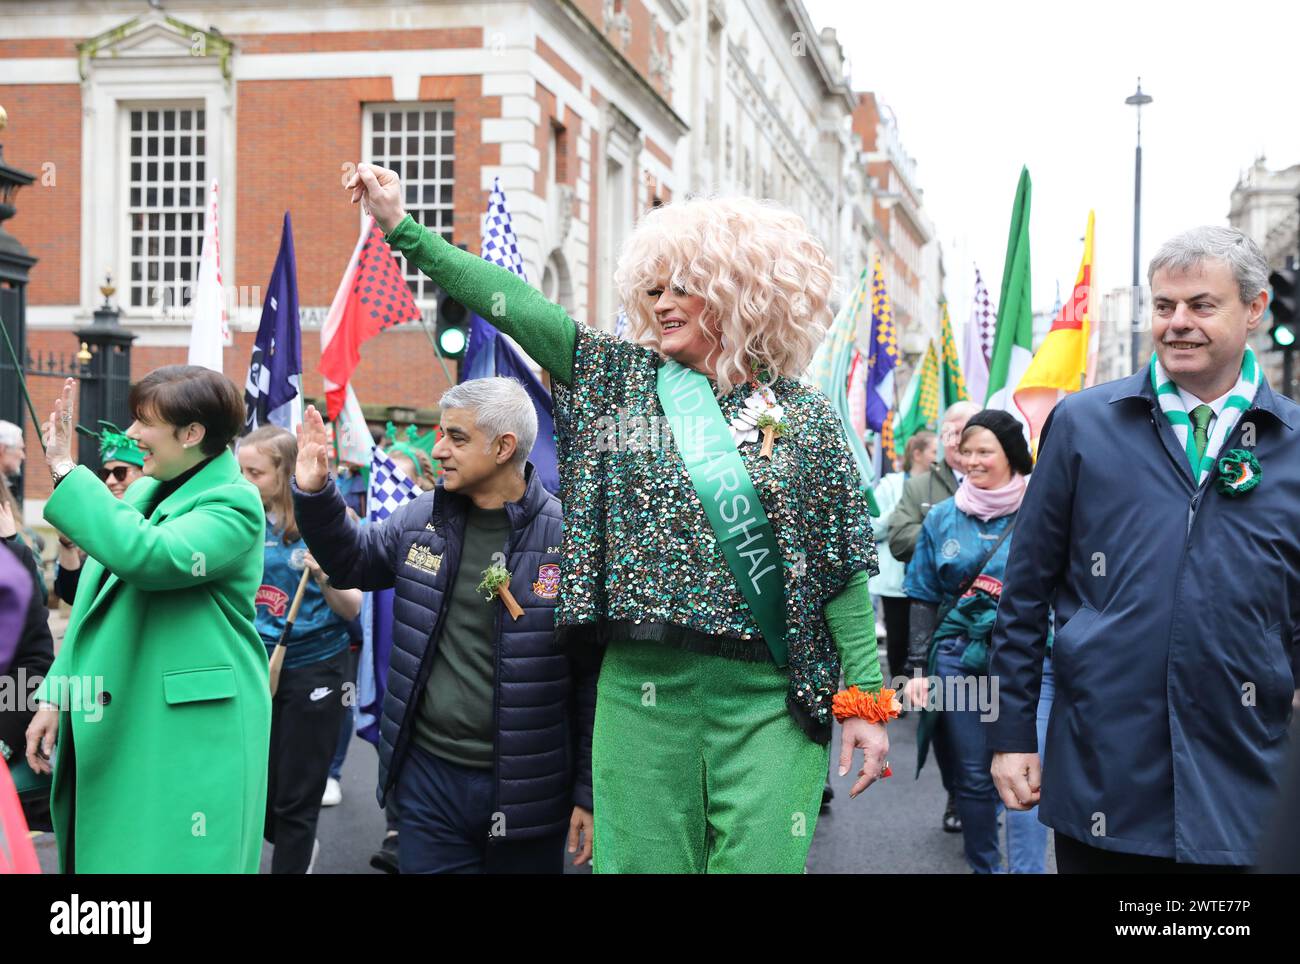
240 425 362 874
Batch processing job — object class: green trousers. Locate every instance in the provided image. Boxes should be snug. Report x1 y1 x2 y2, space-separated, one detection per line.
592 639 831 873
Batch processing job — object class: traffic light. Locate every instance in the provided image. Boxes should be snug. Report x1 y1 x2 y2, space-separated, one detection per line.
1269 266 1297 350
434 288 468 359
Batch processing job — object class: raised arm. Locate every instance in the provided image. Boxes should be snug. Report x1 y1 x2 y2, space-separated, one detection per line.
292 405 405 592
348 163 577 386
44 468 263 592
290 478 408 593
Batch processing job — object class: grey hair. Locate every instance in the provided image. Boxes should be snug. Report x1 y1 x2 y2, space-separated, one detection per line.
0 420 21 448
942 400 980 425
437 376 537 472
1147 226 1269 304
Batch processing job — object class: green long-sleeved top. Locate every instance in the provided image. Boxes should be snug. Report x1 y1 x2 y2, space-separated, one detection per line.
384 214 882 702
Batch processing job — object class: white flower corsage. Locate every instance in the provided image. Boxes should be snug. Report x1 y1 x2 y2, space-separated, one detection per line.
729 387 784 448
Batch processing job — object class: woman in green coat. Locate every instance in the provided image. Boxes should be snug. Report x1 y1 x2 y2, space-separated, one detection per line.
26 368 271 873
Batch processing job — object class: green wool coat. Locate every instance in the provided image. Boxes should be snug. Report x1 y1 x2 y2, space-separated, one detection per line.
35 450 271 873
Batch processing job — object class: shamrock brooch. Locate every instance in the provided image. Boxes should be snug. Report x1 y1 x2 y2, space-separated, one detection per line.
1215 448 1261 497
478 563 524 620
755 413 789 459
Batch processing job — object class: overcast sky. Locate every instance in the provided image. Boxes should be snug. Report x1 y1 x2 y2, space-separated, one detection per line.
803 0 1300 325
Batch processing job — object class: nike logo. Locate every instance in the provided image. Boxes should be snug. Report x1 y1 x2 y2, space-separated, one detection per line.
309 687 333 702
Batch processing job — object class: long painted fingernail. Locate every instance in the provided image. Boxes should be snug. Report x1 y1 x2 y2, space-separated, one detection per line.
838 766 847 776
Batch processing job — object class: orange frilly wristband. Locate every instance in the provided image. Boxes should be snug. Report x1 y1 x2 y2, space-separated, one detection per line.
832 686 901 725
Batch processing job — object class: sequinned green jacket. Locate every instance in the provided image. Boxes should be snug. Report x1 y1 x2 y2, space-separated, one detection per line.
385 215 881 741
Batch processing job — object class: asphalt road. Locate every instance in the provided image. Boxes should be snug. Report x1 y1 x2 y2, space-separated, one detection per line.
32 709 1054 873
810 711 1056 873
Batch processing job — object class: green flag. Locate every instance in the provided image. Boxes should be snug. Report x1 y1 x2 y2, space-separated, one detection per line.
985 166 1034 413
893 339 941 460
938 300 969 406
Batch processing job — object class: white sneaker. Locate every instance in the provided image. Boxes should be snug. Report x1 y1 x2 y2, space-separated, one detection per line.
321 777 342 807
306 837 320 875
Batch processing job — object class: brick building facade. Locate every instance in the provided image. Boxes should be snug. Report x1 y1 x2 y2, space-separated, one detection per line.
1 0 943 518
0 0 689 510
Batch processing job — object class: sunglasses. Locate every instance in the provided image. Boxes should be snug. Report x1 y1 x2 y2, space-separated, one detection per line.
100 465 132 483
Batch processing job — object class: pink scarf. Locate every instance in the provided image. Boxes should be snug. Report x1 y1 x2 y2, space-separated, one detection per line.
954 473 1027 522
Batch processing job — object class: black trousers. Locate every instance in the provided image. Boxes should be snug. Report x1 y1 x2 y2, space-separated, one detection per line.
1054 832 1247 874
880 595 911 682
264 649 348 874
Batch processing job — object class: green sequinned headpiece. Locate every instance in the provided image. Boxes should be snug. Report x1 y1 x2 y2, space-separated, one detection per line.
75 420 145 468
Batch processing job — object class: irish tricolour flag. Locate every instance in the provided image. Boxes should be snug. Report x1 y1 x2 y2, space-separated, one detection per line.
984 166 1034 434
1013 210 1095 447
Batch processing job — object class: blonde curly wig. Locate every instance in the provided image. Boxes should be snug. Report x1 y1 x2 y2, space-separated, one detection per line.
614 195 835 395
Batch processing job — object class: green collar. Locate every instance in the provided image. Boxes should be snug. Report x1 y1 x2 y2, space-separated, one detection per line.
129 449 241 520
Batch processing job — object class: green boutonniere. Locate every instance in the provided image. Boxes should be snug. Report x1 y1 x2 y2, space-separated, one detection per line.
755 413 789 459
1215 448 1261 497
478 563 524 619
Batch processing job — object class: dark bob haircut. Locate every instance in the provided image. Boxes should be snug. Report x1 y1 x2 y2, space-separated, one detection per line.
128 365 245 457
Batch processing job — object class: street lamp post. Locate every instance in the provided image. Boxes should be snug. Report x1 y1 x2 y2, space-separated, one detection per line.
1126 78 1153 373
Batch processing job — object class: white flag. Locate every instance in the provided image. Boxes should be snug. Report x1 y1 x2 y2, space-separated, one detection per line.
188 178 229 373
961 266 994 406
335 383 373 467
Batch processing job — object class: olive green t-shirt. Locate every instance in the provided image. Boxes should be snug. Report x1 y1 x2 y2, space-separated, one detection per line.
412 505 512 769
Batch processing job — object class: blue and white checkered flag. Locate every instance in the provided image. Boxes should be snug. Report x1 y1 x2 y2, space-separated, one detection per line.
480 178 528 281
459 177 561 494
368 449 419 523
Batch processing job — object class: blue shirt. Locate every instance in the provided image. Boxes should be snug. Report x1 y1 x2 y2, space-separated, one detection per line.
255 524 350 669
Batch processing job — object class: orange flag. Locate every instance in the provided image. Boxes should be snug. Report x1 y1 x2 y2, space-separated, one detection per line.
1014 211 1094 447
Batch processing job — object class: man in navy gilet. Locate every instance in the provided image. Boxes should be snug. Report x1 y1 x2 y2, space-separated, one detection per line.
292 377 594 873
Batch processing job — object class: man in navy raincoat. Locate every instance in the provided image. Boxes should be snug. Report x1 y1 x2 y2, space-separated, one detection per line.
988 226 1298 871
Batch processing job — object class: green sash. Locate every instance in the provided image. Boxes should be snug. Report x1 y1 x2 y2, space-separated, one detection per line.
656 359 788 666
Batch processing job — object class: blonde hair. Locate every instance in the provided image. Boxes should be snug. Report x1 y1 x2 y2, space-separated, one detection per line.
240 426 299 544
614 196 835 395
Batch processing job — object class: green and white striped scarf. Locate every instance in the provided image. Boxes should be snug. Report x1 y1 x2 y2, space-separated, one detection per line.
1150 346 1261 485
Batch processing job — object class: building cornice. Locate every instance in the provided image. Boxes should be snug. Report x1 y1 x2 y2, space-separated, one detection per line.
76 10 235 81
781 0 856 114
551 0 689 138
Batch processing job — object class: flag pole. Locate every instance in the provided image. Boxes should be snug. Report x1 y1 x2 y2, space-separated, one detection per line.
0 314 48 454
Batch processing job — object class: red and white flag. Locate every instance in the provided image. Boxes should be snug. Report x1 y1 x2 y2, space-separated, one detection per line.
319 217 421 419
188 178 229 373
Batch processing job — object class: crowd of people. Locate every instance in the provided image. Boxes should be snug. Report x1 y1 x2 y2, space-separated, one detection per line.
0 165 1296 874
